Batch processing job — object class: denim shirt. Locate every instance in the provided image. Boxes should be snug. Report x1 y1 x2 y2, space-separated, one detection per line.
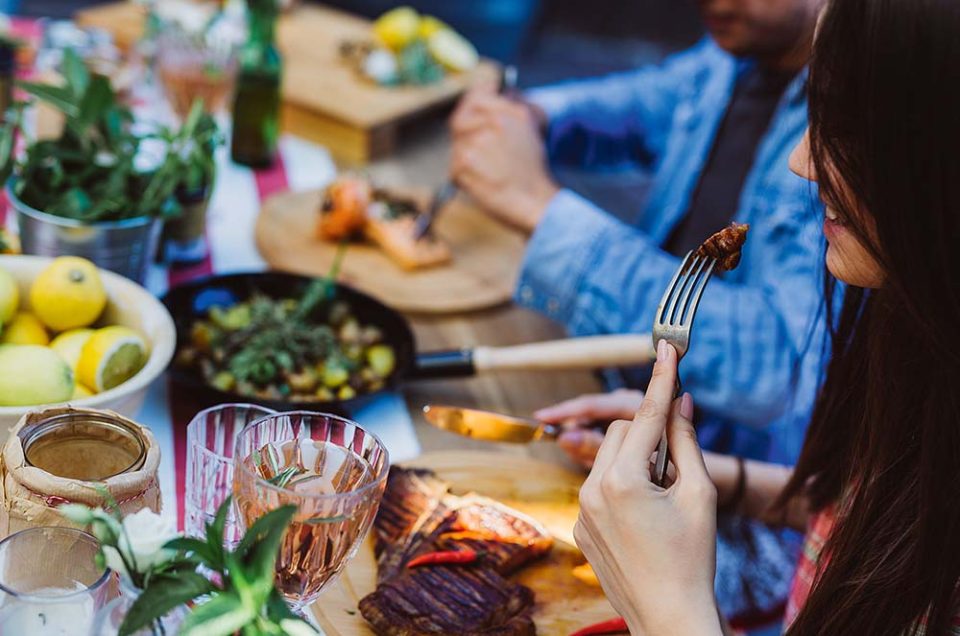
522 39 826 463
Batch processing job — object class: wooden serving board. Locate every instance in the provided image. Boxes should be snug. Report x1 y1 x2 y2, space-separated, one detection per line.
255 188 526 314
76 3 499 164
311 451 616 636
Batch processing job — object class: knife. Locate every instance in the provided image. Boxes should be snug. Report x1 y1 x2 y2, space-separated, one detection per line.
412 65 519 241
422 405 561 443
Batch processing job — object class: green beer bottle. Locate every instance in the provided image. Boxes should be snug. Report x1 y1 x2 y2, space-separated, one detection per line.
231 0 282 167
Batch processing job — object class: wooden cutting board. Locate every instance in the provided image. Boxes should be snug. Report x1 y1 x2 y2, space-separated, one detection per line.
310 451 617 636
255 188 526 314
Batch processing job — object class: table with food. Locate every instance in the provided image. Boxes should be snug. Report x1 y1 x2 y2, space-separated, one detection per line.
0 2 770 635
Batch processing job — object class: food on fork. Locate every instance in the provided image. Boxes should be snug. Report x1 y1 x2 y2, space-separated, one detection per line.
316 176 452 270
359 467 553 635
694 222 750 271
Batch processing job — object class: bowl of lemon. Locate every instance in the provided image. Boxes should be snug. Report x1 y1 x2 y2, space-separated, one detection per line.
0 255 175 436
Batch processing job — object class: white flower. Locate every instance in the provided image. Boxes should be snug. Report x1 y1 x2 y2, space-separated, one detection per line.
103 509 179 578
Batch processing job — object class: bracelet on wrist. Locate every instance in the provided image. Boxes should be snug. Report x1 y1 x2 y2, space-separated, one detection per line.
718 456 746 515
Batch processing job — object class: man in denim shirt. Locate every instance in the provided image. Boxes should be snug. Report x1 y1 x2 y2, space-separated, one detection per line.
450 0 825 623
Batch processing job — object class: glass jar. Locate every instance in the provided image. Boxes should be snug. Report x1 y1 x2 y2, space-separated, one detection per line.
230 0 282 167
20 411 147 482
90 575 188 636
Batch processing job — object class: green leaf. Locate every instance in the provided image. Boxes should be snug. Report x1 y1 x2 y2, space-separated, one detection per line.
71 75 114 136
118 572 216 636
265 588 301 624
61 48 90 97
235 505 296 561
17 81 79 118
179 593 256 636
164 537 220 570
205 497 232 571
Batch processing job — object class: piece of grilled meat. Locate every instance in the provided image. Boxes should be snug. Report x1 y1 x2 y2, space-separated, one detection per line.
694 222 750 271
359 564 536 636
360 467 553 635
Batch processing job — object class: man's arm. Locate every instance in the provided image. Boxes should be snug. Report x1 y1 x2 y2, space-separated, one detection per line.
526 40 716 172
517 189 823 427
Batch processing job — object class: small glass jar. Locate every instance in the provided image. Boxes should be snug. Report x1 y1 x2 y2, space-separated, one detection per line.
20 411 147 482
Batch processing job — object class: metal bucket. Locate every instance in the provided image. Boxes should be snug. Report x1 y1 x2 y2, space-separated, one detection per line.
8 182 162 284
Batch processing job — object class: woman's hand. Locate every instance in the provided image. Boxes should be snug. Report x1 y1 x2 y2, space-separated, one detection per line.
574 340 723 635
535 389 645 469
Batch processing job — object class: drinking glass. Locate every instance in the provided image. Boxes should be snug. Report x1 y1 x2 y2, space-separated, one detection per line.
0 527 111 635
185 403 277 546
233 412 390 611
156 27 238 120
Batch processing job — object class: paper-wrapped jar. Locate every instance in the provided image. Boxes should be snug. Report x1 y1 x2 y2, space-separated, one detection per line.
0 407 161 537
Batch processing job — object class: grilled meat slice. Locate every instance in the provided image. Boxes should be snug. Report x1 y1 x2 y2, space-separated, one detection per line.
432 496 553 575
359 564 536 636
374 468 450 555
694 222 750 271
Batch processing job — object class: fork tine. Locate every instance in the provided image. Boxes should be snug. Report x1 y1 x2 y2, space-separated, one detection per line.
656 251 694 325
679 258 717 327
670 257 712 325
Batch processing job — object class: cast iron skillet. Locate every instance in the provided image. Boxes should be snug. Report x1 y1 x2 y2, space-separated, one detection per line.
161 271 480 415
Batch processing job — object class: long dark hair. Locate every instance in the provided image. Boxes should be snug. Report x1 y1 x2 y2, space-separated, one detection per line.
779 0 960 634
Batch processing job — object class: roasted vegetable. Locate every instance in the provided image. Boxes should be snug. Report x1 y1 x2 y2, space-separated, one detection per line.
177 278 397 402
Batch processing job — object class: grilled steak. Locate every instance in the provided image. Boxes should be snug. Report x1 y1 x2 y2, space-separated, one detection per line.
694 222 750 271
373 468 450 555
359 564 536 636
360 468 552 635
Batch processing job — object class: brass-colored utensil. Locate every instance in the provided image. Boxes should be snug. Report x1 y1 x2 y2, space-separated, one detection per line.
422 405 560 444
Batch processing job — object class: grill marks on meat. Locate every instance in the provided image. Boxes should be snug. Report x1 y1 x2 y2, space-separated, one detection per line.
359 467 552 635
373 468 449 556
359 566 536 636
693 222 750 271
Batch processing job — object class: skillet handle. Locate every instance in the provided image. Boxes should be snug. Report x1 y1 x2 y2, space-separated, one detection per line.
410 349 476 379
473 334 655 372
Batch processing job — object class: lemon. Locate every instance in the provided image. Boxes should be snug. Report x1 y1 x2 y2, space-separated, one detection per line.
0 344 74 406
50 328 95 373
72 383 94 399
77 326 148 393
373 6 420 51
30 256 107 332
427 29 479 72
0 267 19 324
1 312 49 345
417 15 449 39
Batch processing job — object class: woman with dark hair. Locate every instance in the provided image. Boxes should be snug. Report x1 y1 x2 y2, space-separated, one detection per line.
575 0 960 633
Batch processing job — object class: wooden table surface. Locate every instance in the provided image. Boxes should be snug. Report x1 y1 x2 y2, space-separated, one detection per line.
363 118 603 468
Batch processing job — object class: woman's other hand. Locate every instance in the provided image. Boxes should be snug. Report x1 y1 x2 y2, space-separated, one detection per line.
535 389 644 469
574 340 723 635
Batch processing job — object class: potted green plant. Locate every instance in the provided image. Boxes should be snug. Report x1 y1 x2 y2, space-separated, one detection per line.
161 101 222 263
0 49 195 283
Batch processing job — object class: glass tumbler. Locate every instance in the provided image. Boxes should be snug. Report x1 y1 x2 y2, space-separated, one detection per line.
185 403 277 546
0 527 111 635
233 412 390 611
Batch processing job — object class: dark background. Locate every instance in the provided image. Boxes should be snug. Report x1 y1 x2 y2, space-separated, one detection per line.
14 0 704 85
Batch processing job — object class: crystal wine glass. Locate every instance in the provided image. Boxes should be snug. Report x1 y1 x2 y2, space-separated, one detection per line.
233 412 390 612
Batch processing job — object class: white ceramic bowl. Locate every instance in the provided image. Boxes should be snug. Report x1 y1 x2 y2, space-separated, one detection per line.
0 255 175 439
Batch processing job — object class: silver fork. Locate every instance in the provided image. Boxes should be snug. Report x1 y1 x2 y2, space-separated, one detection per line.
650 251 717 486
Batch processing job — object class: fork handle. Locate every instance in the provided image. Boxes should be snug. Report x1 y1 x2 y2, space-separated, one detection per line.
652 378 682 487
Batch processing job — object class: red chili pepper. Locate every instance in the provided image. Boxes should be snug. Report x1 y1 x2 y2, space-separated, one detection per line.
569 617 629 636
406 549 479 568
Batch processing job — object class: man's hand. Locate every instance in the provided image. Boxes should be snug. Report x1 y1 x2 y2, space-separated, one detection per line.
449 87 559 233
535 389 645 469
